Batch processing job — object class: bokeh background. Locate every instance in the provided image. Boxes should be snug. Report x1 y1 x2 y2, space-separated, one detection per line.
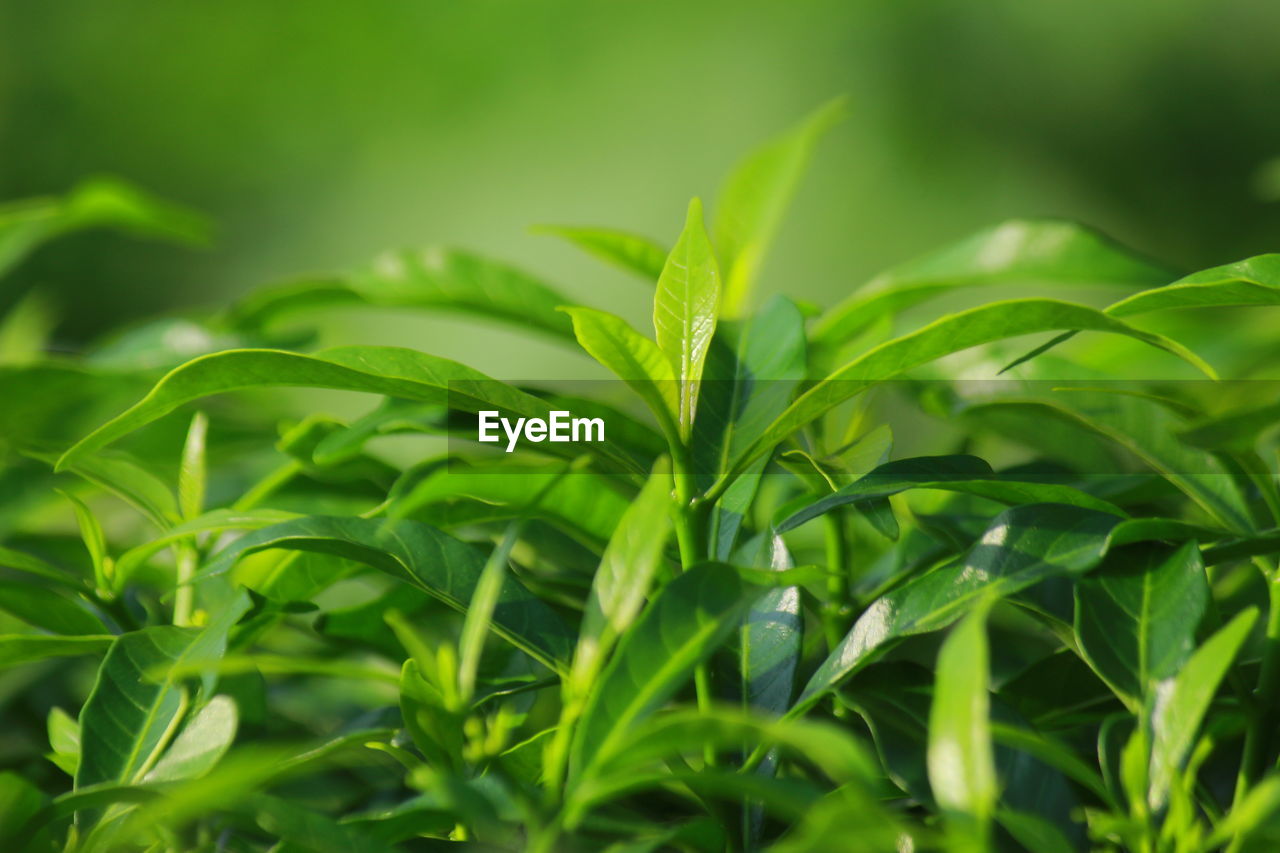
3 0 1280 371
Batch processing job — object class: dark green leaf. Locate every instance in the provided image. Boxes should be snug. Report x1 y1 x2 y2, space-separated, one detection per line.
737 534 801 716
0 635 113 669
199 516 574 672
777 454 1123 533
1074 542 1209 709
0 580 108 635
795 504 1123 712
76 594 248 789
569 564 758 784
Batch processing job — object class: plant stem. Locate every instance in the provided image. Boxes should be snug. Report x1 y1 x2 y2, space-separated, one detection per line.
671 455 716 765
820 512 850 651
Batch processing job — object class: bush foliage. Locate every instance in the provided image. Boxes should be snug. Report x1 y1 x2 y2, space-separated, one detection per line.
3 101 1280 851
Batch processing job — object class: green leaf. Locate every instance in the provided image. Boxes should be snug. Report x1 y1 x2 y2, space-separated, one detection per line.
76 594 249 790
113 508 301 584
571 458 674 692
56 449 181 528
47 706 81 776
653 198 721 438
957 391 1254 533
145 695 238 782
0 635 113 669
311 398 447 465
0 545 85 590
738 534 801 716
1001 254 1280 371
198 516 574 672
535 225 668 281
388 461 630 545
58 345 637 474
0 771 48 847
1204 773 1280 850
795 504 1124 712
812 219 1170 351
561 306 679 442
697 296 808 467
715 97 845 317
0 177 207 282
725 298 1217 485
1147 607 1256 810
231 247 578 343
1107 254 1280 317
0 580 108 635
179 411 209 522
777 454 1124 533
695 296 807 556
927 602 996 852
62 490 111 592
592 706 877 788
457 524 516 702
1074 542 1209 710
1178 400 1280 451
0 364 151 455
996 810 1076 853
569 564 758 784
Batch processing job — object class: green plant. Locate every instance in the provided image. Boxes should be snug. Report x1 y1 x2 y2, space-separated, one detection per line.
3 99 1280 852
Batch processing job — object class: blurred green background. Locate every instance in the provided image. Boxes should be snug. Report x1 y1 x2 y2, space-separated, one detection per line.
3 0 1280 367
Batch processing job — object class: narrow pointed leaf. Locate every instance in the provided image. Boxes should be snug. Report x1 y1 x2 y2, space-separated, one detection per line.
535 225 668 281
562 306 679 442
231 247 577 343
777 454 1123 533
0 177 207 282
572 458 673 691
1147 607 1256 809
58 346 637 473
928 604 996 852
813 220 1169 350
0 581 108 635
957 391 1254 532
653 198 720 437
715 97 846 317
1107 255 1280 317
388 461 630 545
728 299 1216 484
198 516 574 672
0 635 113 669
694 294 806 487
